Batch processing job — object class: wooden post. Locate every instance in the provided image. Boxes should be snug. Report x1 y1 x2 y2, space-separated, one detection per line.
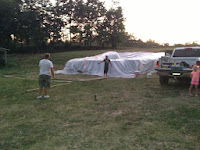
26 82 71 93
0 48 9 67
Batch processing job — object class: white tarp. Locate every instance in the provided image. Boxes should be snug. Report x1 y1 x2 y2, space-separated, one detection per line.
55 51 165 78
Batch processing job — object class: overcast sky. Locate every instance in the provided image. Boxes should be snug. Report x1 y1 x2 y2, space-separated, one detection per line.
106 0 200 45
51 0 200 45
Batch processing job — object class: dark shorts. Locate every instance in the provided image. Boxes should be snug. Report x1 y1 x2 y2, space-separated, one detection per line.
39 75 51 88
104 66 109 73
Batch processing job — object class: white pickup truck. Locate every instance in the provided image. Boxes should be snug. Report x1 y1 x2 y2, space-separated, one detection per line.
155 47 200 85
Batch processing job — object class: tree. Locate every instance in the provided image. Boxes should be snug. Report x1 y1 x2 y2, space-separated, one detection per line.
103 7 126 48
0 0 129 52
146 39 159 48
96 16 109 48
65 0 106 47
71 0 85 46
13 0 53 51
83 0 106 47
0 0 19 48
60 0 75 45
51 0 64 44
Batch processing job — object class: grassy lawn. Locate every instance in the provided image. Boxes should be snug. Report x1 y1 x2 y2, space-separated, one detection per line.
0 48 200 149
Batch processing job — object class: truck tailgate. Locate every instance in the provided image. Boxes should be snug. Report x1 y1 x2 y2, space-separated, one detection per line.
155 68 192 77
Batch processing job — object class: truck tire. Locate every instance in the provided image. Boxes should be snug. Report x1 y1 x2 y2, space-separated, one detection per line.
159 76 169 85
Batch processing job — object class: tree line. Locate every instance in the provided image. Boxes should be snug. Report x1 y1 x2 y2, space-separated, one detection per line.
1 0 198 53
0 0 130 52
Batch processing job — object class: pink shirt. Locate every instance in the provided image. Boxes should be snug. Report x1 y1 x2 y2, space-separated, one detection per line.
191 70 200 82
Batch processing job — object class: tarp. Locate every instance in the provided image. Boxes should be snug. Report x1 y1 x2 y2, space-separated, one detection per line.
55 51 165 78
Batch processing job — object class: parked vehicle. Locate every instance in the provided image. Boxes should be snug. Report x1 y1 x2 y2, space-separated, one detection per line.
155 47 200 85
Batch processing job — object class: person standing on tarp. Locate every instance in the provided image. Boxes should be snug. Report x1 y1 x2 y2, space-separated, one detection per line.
37 53 55 99
98 55 112 77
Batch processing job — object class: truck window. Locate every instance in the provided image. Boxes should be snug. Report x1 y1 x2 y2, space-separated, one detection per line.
173 49 200 57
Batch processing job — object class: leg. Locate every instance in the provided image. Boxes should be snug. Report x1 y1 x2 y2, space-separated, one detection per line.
195 85 198 96
44 75 51 98
37 87 43 99
189 84 193 96
44 88 48 95
104 67 108 77
39 88 43 95
38 75 44 96
44 88 50 98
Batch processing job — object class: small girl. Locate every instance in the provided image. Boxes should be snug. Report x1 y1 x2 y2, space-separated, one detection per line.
189 65 200 96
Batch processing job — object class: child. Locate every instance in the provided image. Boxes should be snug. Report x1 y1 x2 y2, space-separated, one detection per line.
98 55 112 77
189 65 200 97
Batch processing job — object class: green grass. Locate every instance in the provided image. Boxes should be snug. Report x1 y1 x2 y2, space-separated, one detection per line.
0 48 200 149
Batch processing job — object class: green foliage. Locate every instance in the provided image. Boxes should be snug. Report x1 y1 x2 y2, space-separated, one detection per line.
103 7 126 48
0 0 17 48
0 0 130 52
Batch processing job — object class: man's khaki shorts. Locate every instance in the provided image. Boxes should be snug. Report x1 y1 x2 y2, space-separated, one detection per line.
39 75 51 88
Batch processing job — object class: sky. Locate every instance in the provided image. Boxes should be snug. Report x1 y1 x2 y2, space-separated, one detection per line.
51 0 200 45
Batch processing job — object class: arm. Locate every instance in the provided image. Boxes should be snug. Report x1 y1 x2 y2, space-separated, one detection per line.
190 72 193 79
109 61 112 67
51 68 55 79
98 60 104 64
49 61 54 79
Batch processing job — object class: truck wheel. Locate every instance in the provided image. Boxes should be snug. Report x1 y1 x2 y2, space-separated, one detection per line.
159 76 169 85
